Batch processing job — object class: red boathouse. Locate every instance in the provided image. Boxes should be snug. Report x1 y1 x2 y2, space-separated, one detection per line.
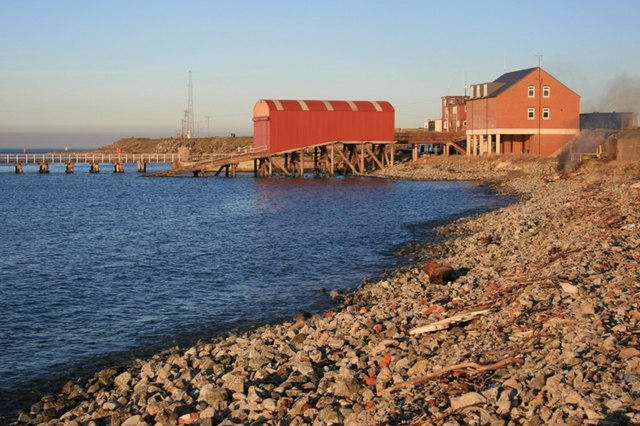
252 99 395 155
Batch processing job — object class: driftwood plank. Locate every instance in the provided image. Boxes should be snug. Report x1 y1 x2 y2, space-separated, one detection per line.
409 309 492 335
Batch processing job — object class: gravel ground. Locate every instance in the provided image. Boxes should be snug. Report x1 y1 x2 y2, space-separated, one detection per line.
12 156 640 426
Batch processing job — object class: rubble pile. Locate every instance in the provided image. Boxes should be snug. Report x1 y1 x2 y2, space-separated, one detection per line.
14 158 640 425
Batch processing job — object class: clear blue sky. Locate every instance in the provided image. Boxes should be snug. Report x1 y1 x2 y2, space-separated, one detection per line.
1 0 639 148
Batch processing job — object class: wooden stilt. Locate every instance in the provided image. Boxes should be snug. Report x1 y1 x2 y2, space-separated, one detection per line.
137 160 147 173
65 162 74 174
90 161 100 173
390 143 395 167
299 149 304 177
314 147 319 176
330 143 335 177
113 162 124 173
15 162 23 174
39 162 49 174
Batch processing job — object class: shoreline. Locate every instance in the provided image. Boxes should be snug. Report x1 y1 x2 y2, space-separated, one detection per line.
11 156 640 425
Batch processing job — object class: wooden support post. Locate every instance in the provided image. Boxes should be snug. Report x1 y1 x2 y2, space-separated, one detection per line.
330 144 335 177
136 160 147 173
412 144 418 162
65 162 74 174
90 161 100 174
113 162 124 173
268 157 273 177
299 150 304 177
390 143 395 167
254 159 258 177
360 143 365 173
15 162 23 174
314 147 319 176
39 162 49 174
231 164 237 177
225 165 230 177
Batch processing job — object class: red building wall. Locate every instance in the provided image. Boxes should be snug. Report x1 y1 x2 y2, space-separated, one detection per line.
466 68 580 157
441 96 468 132
253 100 395 154
495 68 580 131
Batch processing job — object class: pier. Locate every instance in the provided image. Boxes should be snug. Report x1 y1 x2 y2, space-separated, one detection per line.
146 140 397 178
3 153 184 174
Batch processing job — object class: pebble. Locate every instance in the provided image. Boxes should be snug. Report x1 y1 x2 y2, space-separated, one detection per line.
12 157 640 425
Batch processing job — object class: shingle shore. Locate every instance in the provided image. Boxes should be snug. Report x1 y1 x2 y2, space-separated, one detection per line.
13 157 640 425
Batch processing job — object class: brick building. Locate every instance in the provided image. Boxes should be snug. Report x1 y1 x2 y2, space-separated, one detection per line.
442 95 468 132
466 67 580 156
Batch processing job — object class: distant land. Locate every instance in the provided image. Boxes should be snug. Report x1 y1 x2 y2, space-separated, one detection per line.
93 136 253 156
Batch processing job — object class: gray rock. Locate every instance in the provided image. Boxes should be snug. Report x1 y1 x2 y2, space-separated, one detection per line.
450 392 486 411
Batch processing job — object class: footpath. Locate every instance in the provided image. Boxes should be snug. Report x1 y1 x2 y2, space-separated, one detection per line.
14 157 640 425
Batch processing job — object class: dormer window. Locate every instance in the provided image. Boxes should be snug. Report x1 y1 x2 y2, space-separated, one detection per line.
528 86 535 97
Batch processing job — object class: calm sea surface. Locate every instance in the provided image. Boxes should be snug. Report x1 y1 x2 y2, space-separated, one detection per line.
0 158 513 419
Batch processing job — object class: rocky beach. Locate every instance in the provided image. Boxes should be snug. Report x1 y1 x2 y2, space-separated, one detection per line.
12 156 640 425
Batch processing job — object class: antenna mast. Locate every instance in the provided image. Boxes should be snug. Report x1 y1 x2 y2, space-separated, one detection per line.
182 70 195 139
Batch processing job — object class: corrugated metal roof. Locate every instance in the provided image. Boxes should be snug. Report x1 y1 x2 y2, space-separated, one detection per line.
257 99 395 113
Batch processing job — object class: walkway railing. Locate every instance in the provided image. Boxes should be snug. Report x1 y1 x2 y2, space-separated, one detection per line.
0 153 183 164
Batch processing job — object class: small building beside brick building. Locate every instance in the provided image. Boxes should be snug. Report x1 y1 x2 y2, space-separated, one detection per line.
465 67 580 157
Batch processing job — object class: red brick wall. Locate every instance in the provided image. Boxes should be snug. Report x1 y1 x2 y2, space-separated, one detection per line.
496 69 580 131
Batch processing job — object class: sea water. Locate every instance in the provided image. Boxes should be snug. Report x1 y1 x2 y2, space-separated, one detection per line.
0 161 512 418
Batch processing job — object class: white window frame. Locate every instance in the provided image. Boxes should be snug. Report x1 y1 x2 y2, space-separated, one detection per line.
528 85 535 98
542 107 550 120
528 107 536 119
543 85 550 98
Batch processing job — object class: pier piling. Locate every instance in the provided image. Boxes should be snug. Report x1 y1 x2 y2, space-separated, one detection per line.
15 162 23 174
65 162 74 174
38 162 49 174
136 160 147 173
90 162 100 174
113 162 124 173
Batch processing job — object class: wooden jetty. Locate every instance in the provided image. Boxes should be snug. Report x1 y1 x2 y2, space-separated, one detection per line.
145 141 396 178
2 153 183 174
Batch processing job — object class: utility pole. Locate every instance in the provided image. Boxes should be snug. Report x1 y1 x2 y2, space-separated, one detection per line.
205 115 212 137
536 55 543 156
182 71 195 139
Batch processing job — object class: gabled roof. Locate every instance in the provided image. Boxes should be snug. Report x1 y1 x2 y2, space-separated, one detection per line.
474 67 580 99
490 67 537 97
